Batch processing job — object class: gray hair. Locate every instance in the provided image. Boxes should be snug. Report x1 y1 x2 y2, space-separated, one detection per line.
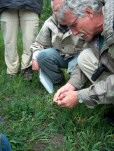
57 0 103 22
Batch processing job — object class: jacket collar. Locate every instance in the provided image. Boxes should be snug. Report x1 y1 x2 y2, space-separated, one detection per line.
46 15 72 38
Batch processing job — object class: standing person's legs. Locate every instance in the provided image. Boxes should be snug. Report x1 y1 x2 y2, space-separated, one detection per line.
19 9 39 80
37 48 68 84
1 10 19 76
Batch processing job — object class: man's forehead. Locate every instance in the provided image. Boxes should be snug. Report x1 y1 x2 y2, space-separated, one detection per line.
63 9 78 27
65 10 76 20
53 0 64 11
65 10 75 17
54 0 64 5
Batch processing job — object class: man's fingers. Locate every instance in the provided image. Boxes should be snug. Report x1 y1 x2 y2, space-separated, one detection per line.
57 101 62 106
53 85 69 102
53 91 60 102
53 88 63 102
56 100 65 107
58 92 67 100
53 83 74 102
54 91 79 108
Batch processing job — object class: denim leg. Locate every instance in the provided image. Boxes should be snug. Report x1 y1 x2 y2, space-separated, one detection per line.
37 48 68 84
67 53 80 74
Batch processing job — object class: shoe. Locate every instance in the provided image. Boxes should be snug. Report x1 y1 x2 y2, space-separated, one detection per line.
22 66 33 81
104 106 114 126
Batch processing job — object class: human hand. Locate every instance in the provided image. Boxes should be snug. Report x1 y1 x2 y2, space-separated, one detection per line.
54 90 79 108
53 83 76 102
32 60 40 71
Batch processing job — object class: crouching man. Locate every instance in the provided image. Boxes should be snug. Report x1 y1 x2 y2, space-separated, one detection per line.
53 0 114 109
31 0 85 86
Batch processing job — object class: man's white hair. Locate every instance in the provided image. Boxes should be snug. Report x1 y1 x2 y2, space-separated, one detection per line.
57 0 103 22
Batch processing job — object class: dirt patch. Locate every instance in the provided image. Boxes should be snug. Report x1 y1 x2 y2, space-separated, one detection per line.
34 133 64 151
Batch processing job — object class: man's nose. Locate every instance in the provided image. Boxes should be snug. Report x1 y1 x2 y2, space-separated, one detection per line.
71 29 79 36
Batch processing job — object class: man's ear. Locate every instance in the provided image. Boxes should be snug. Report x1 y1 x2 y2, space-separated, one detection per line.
85 8 94 19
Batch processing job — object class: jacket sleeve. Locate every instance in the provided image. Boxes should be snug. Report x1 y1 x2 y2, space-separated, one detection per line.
35 22 52 48
78 75 114 108
68 65 88 90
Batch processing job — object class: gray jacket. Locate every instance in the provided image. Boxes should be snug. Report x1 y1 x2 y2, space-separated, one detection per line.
31 15 85 59
69 0 114 108
0 0 43 14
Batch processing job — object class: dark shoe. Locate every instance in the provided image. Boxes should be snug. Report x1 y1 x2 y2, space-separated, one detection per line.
104 106 114 126
22 66 33 81
107 117 114 126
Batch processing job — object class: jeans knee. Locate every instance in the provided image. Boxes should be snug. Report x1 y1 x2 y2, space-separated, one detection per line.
37 51 47 64
37 48 56 63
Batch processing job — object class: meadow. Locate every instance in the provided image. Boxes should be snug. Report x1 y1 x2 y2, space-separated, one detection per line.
0 2 114 151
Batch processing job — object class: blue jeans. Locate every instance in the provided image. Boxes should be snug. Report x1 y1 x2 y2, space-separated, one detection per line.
37 48 78 84
0 134 12 151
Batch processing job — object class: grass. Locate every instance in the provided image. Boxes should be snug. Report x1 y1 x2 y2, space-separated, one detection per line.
0 3 114 151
